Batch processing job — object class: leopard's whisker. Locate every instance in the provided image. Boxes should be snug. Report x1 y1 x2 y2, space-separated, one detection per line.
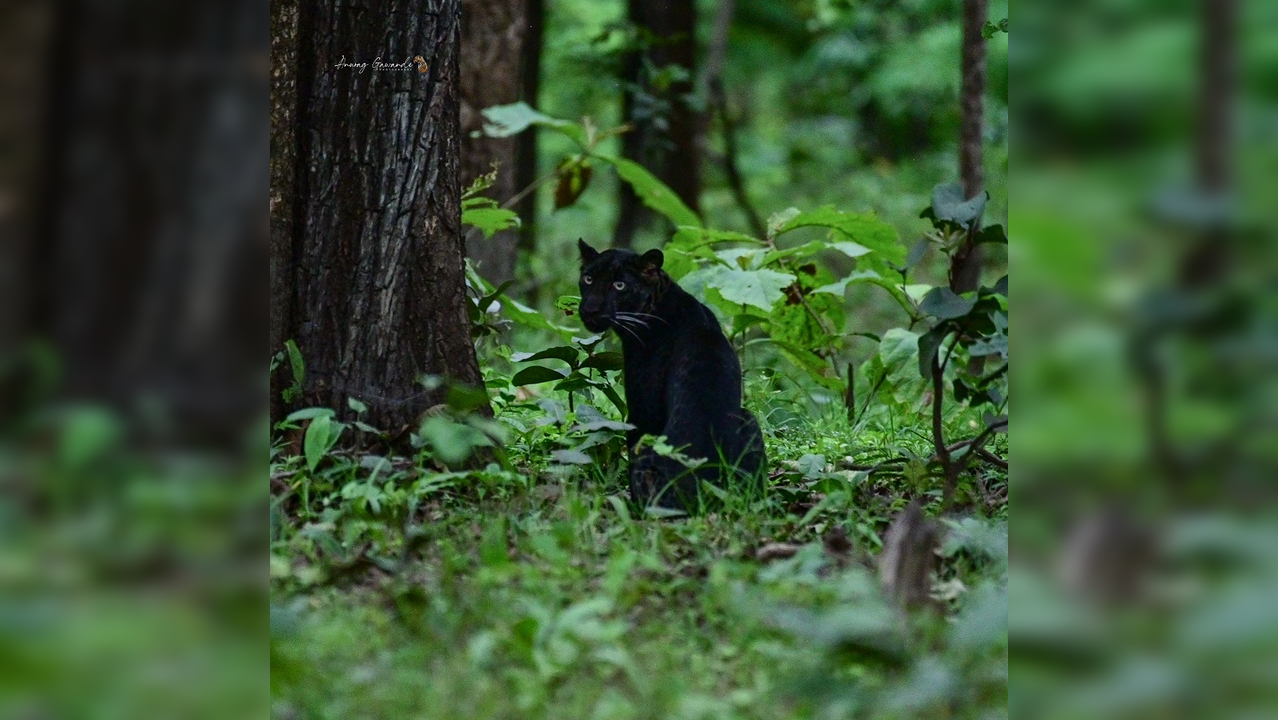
610 316 646 347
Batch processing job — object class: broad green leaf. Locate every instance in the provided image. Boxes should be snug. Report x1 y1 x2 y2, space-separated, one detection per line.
303 415 342 472
286 407 336 423
581 351 624 371
773 206 905 265
418 416 487 465
828 241 871 258
510 346 581 365
975 223 1008 245
285 339 305 385
760 240 827 266
811 270 887 297
596 155 700 228
670 225 761 249
481 101 586 145
919 287 977 320
462 206 520 238
504 297 576 336
57 407 122 470
551 449 592 465
930 183 988 227
553 373 594 393
512 365 569 386
811 269 918 318
704 267 795 311
878 328 928 405
969 334 1008 359
766 207 801 238
714 247 764 269
796 453 827 479
346 397 368 414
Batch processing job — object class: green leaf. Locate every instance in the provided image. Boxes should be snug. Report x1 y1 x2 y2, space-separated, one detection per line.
504 297 576 335
606 496 632 524
596 155 700 228
974 223 1008 245
968 335 1008 359
347 397 367 414
285 339 305 386
811 269 886 297
286 407 336 423
714 247 764 269
303 415 342 472
481 102 586 145
553 373 594 393
57 407 122 471
463 206 520 238
418 416 487 465
766 208 801 238
759 240 827 266
581 351 624 372
877 328 927 405
704 267 796 311
512 365 569 386
510 346 582 365
670 225 761 249
930 183 988 227
551 449 592 465
773 206 905 266
796 453 827 480
599 383 627 416
828 241 871 258
919 287 977 320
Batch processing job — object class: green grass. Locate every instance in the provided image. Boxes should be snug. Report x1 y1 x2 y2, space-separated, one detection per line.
269 404 1008 720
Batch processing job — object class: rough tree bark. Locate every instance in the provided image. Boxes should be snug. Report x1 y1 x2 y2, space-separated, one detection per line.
270 0 300 424
460 0 527 285
950 0 986 295
281 0 486 433
614 0 699 248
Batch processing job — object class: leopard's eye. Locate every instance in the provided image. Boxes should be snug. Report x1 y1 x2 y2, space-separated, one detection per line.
582 275 593 285
613 281 626 291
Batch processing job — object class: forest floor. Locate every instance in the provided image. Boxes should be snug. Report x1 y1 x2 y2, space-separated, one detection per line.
269 404 1008 720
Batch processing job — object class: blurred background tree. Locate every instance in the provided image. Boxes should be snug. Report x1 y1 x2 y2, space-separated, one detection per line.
460 0 1009 332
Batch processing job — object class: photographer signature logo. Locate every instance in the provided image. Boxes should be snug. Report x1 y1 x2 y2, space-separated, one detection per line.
333 55 429 75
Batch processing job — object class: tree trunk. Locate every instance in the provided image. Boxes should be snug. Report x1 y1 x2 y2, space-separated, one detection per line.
0 0 51 414
614 0 699 248
32 0 266 443
515 0 544 254
270 0 301 424
950 0 986 295
459 0 526 285
1179 0 1234 289
285 0 486 434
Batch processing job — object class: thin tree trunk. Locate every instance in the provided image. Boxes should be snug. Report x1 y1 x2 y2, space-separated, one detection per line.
951 0 986 295
460 0 526 285
1179 0 1234 289
515 0 544 254
701 0 765 238
289 0 486 434
614 0 699 248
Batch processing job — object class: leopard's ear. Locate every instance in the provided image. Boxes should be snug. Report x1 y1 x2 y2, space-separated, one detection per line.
577 238 599 263
640 248 664 270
